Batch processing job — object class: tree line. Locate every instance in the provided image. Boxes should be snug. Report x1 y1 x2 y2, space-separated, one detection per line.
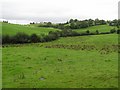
2 28 120 44
30 19 120 30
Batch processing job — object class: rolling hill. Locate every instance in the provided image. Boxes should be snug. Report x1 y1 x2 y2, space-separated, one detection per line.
74 25 116 33
2 23 60 36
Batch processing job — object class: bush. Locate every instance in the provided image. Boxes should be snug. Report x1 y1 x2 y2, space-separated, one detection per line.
13 32 30 44
44 31 60 42
96 30 99 34
86 30 90 34
117 29 120 34
30 34 40 43
110 28 116 33
2 35 11 44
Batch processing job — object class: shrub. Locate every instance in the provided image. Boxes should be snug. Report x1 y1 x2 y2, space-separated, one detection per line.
13 32 30 44
30 34 40 43
117 29 120 34
96 30 99 34
2 35 10 44
86 30 90 34
110 28 116 33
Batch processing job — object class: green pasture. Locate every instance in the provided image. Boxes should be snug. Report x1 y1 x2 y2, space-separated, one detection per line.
2 23 60 36
2 34 118 88
74 25 116 33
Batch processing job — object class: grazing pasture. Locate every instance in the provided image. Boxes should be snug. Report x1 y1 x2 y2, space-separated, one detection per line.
2 34 118 88
74 25 116 33
2 23 60 36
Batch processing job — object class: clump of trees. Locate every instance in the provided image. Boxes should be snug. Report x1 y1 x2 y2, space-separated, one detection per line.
3 21 8 23
117 29 120 34
30 19 120 31
37 22 53 27
108 19 120 27
110 28 116 33
36 19 107 30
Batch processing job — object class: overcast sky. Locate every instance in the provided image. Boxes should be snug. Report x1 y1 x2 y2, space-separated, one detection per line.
0 0 119 24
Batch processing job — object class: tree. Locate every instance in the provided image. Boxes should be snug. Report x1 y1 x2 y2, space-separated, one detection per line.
46 22 52 27
117 29 120 34
86 30 90 34
30 34 40 43
2 35 11 44
70 22 77 29
95 18 100 25
96 30 99 34
100 20 106 25
110 28 116 33
88 19 94 26
69 19 74 23
13 32 30 43
3 21 8 23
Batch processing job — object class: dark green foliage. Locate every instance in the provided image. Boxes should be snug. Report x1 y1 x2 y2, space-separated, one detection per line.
69 19 74 23
86 30 90 34
30 34 40 43
110 28 116 33
100 32 110 34
109 19 120 27
99 20 106 25
96 30 99 34
70 22 77 29
0 35 2 45
30 22 35 24
3 21 8 23
2 33 30 44
38 22 53 27
95 19 106 25
88 19 94 26
13 32 30 43
2 35 11 44
59 30 80 37
56 24 65 29
37 18 107 30
44 31 60 41
117 29 120 34
46 22 52 27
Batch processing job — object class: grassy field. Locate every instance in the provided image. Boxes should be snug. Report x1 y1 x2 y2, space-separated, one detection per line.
2 23 116 36
2 34 118 88
2 23 60 36
74 25 116 33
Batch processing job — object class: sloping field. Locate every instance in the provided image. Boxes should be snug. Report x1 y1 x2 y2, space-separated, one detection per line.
41 34 118 49
2 23 60 36
74 25 116 33
2 34 118 88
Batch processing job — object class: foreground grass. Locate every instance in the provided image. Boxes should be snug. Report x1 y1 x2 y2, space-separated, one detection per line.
2 34 118 88
2 23 60 36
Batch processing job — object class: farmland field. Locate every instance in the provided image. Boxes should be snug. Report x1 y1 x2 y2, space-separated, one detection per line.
1 0 119 88
74 25 116 33
2 33 118 88
2 23 60 36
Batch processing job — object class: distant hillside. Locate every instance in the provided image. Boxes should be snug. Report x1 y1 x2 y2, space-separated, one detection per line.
74 25 116 33
2 22 60 36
